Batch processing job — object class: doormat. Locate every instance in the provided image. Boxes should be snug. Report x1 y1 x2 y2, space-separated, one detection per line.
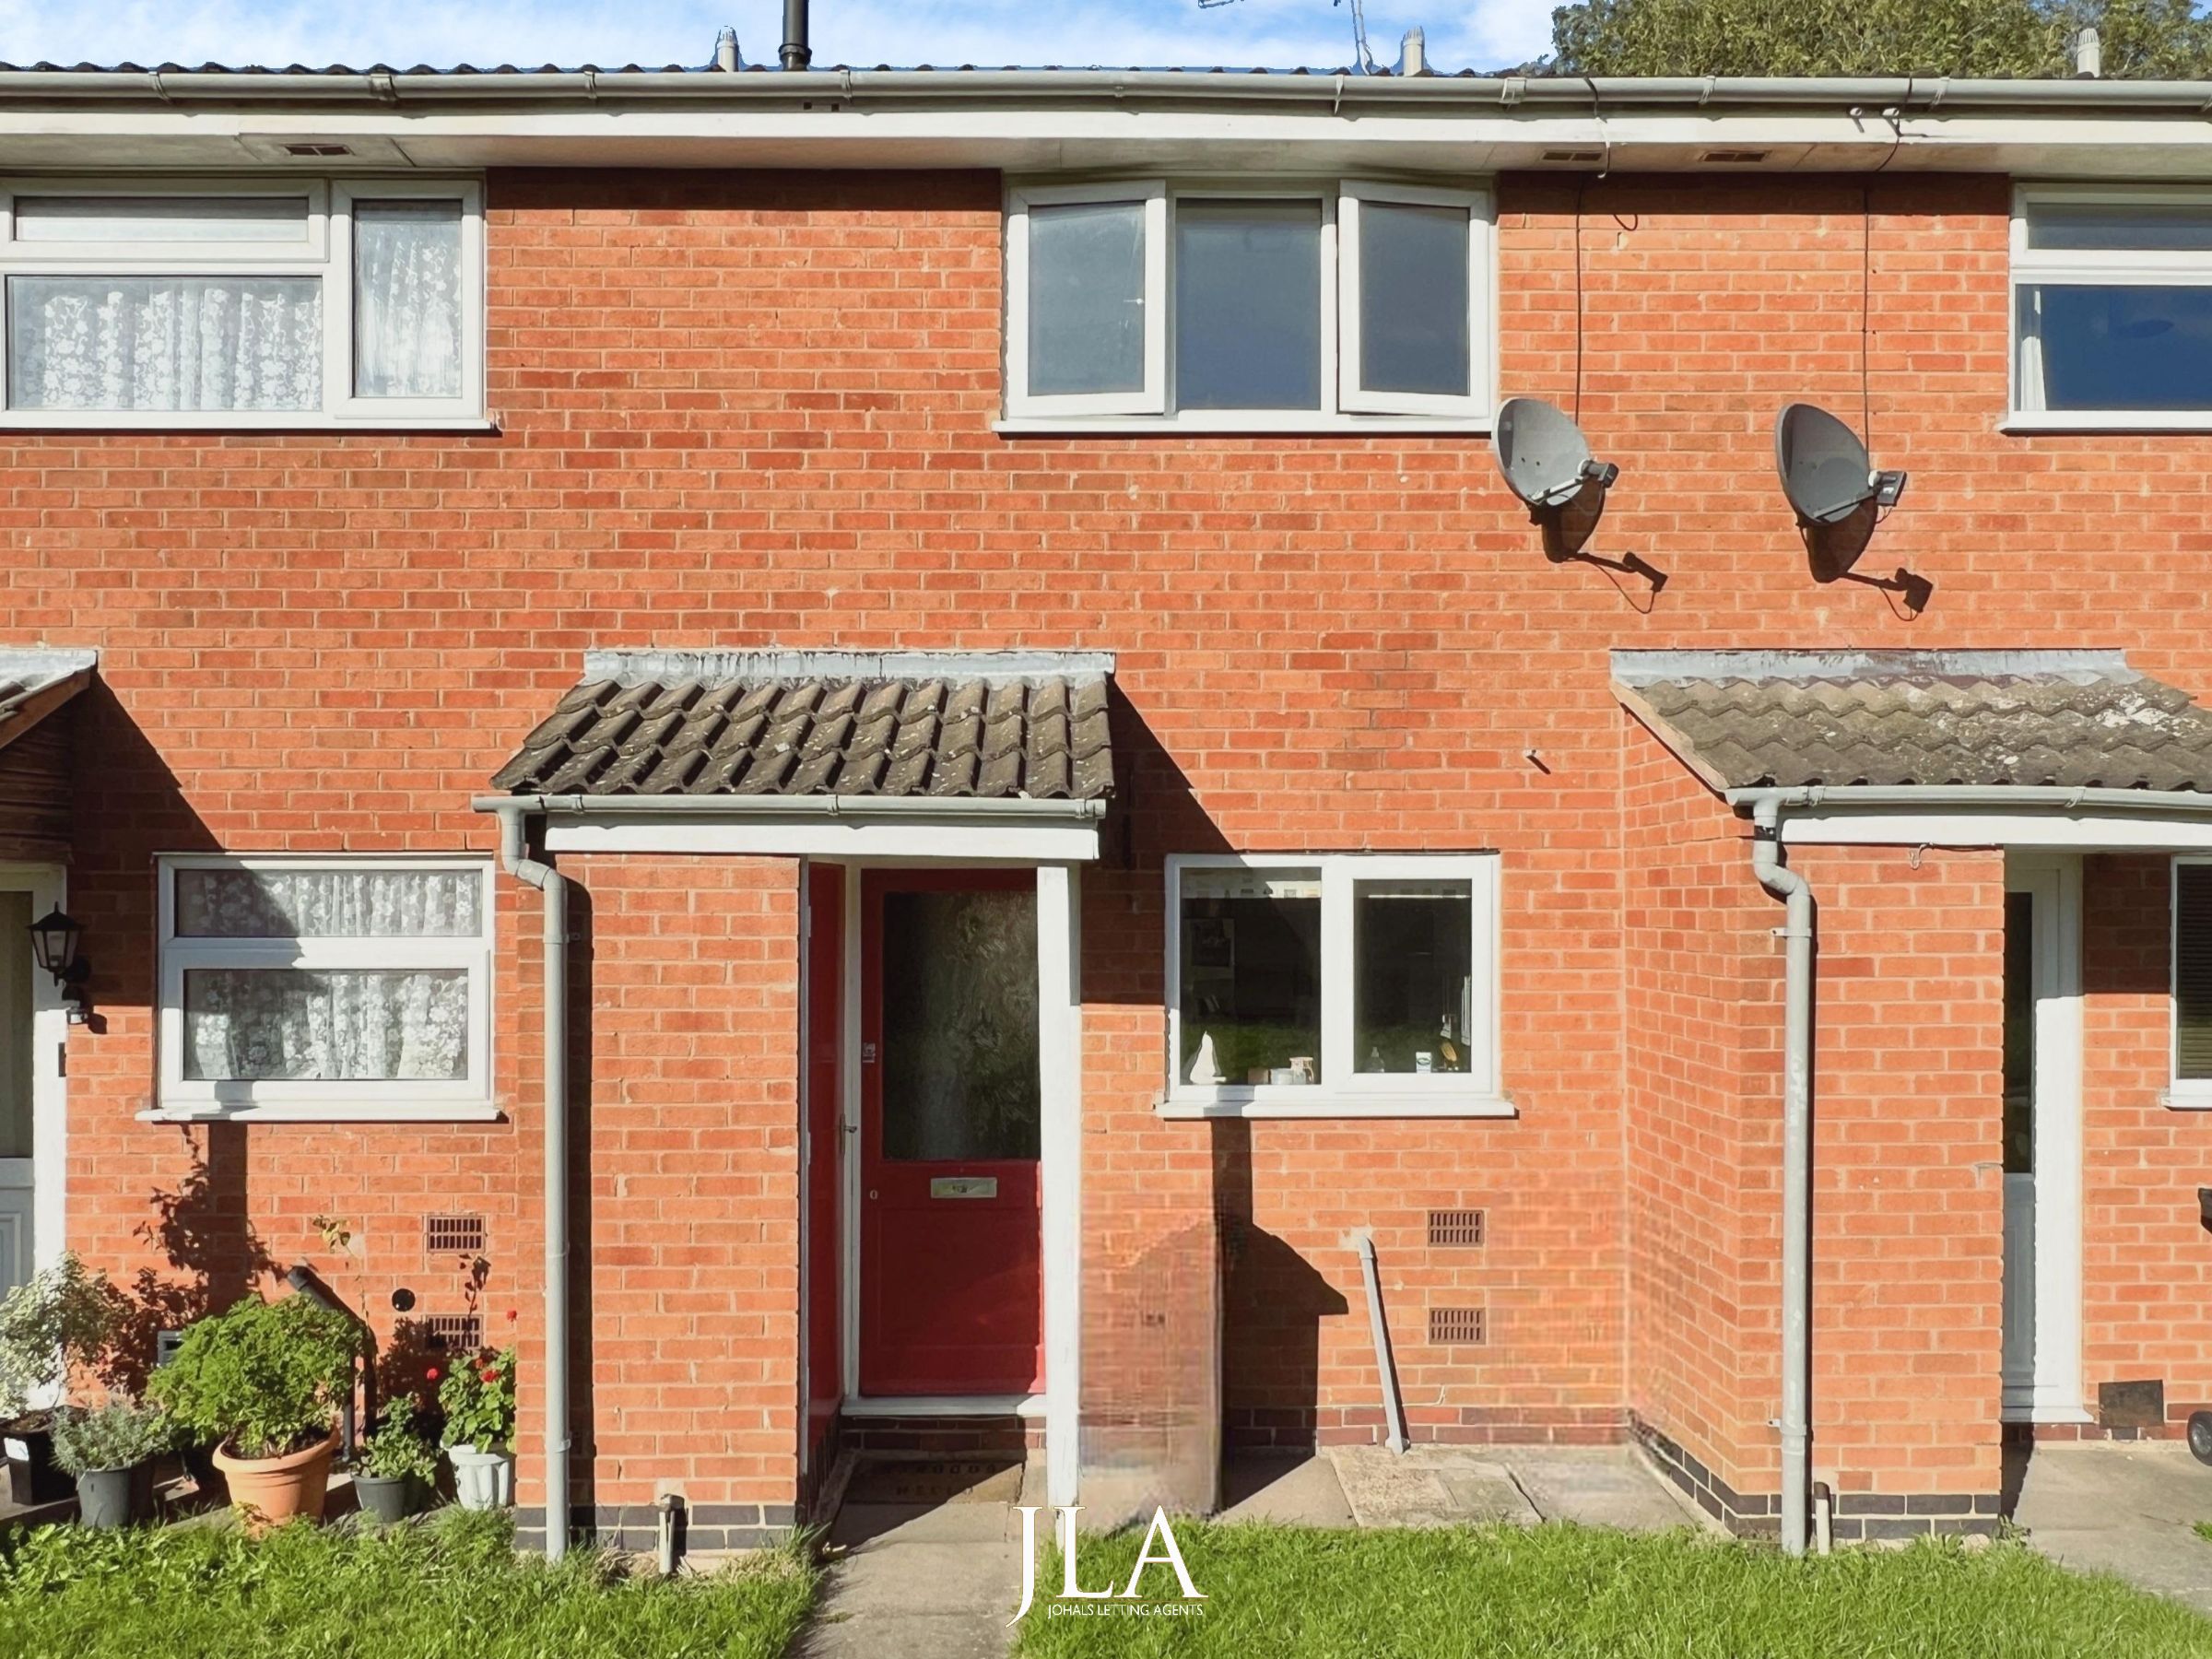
844 1458 1024 1505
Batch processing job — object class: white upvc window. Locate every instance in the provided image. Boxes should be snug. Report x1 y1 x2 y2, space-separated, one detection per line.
2171 857 2212 1107
2010 183 2212 431
1003 177 1492 430
0 175 485 429
155 856 496 1121
1160 852 1507 1120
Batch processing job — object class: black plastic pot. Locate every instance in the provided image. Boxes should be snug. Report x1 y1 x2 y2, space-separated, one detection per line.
353 1473 418 1524
74 1463 156 1529
3 1419 73 1507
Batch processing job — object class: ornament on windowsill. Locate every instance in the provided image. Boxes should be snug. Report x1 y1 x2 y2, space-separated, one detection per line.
1188 1031 1225 1087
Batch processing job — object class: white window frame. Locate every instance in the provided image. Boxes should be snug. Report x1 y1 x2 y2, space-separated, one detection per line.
153 854 497 1122
1159 851 1508 1120
2008 182 2212 433
0 174 487 430
2171 856 2212 1108
1001 176 1495 433
1337 179 1492 419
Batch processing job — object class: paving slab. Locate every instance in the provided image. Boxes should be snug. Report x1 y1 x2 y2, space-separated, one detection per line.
1324 1446 1541 1529
1218 1452 1355 1527
1504 1445 1712 1533
2012 1441 2212 1616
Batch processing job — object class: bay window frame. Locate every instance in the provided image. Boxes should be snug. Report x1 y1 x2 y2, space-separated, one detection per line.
1160 850 1508 1121
1336 178 1492 418
153 853 497 1123
1004 178 1169 419
0 173 487 430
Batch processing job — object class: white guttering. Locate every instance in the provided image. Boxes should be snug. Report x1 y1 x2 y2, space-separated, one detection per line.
471 792 1108 822
1724 782 2212 817
12 69 2212 113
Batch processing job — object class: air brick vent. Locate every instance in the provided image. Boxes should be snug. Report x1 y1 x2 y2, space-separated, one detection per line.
1427 1209 1487 1248
1429 1306 1488 1346
426 1214 487 1256
423 1313 483 1353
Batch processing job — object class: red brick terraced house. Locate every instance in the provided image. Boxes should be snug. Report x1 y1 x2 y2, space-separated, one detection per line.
6 48 2212 1562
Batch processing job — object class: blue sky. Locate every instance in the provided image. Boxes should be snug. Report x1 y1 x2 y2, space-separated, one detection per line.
0 1 1557 75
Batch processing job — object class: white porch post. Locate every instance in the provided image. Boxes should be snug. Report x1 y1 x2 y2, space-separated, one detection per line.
1037 863 1083 1508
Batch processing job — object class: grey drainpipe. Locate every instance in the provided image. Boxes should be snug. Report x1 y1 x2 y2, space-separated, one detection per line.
1748 794 1814 1559
488 802 571 1562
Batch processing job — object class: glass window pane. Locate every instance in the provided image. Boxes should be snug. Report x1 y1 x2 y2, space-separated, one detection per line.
182 968 470 1081
0 891 29 1159
174 868 482 939
1359 200 1470 398
354 199 465 400
1354 878 1473 1076
881 889 1040 1160
13 194 310 244
1026 199 1147 398
8 275 322 412
2019 284 2212 412
1173 198 1322 410
2029 202 2212 253
1179 867 1322 1086
2178 866 2212 1082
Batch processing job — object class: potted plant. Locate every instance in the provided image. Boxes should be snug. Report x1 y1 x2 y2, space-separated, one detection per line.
0 1253 130 1507
351 1401 437 1524
439 1347 515 1512
48 1395 175 1528
147 1294 361 1528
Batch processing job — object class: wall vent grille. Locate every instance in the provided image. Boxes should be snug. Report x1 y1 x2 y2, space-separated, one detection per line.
1429 1306 1488 1346
1427 1209 1486 1248
426 1214 487 1256
423 1313 483 1353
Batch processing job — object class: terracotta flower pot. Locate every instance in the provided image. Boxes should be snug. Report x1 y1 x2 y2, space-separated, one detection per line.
212 1432 338 1530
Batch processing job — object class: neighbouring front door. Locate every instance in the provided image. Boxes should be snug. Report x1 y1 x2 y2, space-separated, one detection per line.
2001 856 2084 1419
859 869 1043 1398
0 887 36 1295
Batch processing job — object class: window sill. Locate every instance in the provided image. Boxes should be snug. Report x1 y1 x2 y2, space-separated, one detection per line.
1154 1091 1516 1121
2002 412 2212 434
2160 1088 2212 1112
137 1103 505 1125
0 414 500 434
995 413 1493 437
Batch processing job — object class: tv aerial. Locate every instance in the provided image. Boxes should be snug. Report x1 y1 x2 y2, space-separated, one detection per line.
1493 397 1665 594
1773 402 1928 611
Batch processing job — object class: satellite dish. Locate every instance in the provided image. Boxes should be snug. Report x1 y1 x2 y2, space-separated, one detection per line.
1774 403 1907 526
1494 397 1618 512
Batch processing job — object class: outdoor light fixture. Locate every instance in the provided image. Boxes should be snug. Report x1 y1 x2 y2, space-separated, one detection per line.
27 905 91 1024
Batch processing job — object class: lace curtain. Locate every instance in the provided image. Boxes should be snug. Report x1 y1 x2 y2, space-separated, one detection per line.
183 969 469 1082
8 274 322 412
353 200 463 399
176 867 480 938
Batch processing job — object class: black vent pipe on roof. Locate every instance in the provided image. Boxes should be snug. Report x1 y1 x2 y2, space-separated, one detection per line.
780 0 812 69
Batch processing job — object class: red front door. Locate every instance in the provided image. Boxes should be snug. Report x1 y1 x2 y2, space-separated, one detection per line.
859 869 1043 1397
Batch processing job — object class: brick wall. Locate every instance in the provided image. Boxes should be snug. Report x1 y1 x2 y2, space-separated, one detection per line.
21 165 2212 1519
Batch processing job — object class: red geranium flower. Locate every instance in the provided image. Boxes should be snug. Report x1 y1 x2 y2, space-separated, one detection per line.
481 1367 500 1383
425 1366 441 1382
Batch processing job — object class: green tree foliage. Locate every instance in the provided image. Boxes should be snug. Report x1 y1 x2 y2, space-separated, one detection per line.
1547 0 2212 77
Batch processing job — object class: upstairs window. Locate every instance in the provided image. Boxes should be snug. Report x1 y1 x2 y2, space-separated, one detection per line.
1005 179 1491 428
0 177 483 428
2012 186 2212 429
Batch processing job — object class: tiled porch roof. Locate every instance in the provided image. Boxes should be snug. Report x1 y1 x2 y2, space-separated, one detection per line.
0 648 96 756
1613 649 2212 794
490 649 1114 801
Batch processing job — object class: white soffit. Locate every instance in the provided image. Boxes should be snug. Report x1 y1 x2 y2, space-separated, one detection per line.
1780 809 2212 850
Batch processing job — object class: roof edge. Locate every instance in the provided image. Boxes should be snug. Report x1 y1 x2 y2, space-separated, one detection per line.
579 647 1115 687
1609 648 2135 688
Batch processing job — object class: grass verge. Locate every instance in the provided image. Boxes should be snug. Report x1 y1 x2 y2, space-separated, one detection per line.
0 1509 818 1659
1013 1521 2212 1659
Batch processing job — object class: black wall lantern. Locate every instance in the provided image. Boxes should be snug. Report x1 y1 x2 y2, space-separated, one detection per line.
27 906 90 1024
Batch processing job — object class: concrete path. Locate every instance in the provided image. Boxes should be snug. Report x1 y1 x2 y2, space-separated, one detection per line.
1324 1442 1706 1533
2012 1441 2212 1615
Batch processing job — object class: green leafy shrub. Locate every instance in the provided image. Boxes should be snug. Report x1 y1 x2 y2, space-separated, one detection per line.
146 1296 360 1461
438 1347 516 1450
49 1397 178 1477
355 1402 438 1485
0 1253 131 1422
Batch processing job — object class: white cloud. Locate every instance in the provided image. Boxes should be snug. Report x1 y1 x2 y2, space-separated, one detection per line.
0 0 1553 74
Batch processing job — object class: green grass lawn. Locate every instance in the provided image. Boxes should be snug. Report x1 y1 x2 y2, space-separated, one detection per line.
1014 1522 2212 1659
0 1510 818 1659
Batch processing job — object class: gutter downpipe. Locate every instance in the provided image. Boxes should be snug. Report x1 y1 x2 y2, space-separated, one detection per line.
1749 794 1814 1559
489 801 571 1562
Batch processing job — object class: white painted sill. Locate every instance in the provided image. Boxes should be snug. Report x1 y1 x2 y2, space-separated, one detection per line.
1154 1091 1517 1121
2159 1087 2212 1111
137 1103 505 1125
995 414 1494 437
2002 412 2212 435
0 415 500 434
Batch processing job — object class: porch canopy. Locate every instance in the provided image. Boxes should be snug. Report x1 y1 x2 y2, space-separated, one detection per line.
1614 649 2212 848
488 648 1115 861
0 648 95 862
